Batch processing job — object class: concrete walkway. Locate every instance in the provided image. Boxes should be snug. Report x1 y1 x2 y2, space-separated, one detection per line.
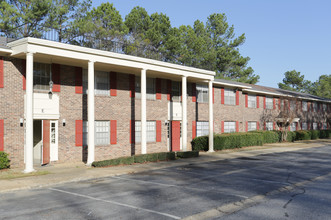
0 139 329 193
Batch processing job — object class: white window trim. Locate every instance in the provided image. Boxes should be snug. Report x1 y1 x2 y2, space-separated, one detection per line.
224 88 236 105
196 84 208 103
266 122 273 131
266 97 273 109
248 122 257 131
83 121 110 146
248 95 256 108
83 70 110 95
196 121 209 137
135 121 156 143
224 121 236 133
135 77 156 100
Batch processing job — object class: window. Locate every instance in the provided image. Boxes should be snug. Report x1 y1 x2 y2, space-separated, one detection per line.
313 123 318 130
302 122 307 130
302 101 307 111
266 97 273 109
266 122 273 131
323 104 327 112
248 122 257 131
135 121 156 143
248 95 256 108
281 99 285 110
135 77 156 100
83 70 110 95
171 81 181 102
290 123 296 131
196 84 208 103
323 123 327 130
313 102 318 112
83 121 110 146
34 62 51 90
224 88 236 105
224 121 236 133
196 121 209 137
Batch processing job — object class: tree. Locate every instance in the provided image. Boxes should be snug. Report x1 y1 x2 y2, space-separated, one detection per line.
0 0 52 38
206 13 259 84
278 70 312 93
45 0 91 42
311 74 331 99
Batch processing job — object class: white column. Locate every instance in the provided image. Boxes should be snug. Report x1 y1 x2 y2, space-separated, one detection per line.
87 60 95 165
182 76 187 151
141 69 147 154
208 80 214 152
24 52 35 173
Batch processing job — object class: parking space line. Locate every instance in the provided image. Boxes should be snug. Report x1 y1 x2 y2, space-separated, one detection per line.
111 176 249 199
49 187 181 220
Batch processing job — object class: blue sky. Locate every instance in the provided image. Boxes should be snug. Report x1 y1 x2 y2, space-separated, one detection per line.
92 0 331 88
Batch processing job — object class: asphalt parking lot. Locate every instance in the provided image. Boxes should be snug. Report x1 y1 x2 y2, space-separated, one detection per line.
1 143 331 219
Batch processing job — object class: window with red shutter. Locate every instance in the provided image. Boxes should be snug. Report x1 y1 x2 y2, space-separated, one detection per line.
0 119 4 151
75 67 83 94
192 121 196 139
75 120 83 146
221 88 225 104
156 120 161 142
52 64 61 92
110 72 117 96
192 83 196 102
156 78 162 100
245 94 248 107
110 120 117 144
236 121 239 132
256 96 260 108
236 90 239 105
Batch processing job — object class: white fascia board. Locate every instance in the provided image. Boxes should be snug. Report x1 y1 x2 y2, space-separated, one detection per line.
0 48 12 54
213 81 251 89
8 38 215 79
242 89 283 97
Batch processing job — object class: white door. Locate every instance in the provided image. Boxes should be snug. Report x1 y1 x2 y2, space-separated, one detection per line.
50 120 58 161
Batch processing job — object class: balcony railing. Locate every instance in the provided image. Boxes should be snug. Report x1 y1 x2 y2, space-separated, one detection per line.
0 24 215 71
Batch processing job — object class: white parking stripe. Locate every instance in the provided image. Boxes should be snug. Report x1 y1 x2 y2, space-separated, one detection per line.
49 187 181 220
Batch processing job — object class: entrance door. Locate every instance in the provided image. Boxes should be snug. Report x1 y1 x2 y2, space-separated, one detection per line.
42 120 50 165
50 120 58 161
171 121 181 151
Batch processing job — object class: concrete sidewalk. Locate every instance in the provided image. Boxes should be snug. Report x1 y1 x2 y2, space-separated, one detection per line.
1 139 330 193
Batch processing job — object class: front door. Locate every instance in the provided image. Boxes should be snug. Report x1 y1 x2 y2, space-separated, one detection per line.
42 120 50 165
171 121 181 151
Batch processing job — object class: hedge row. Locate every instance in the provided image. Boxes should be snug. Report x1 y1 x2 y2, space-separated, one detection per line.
0 152 10 170
192 130 331 151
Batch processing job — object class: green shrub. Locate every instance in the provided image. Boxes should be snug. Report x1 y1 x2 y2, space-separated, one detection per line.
165 152 176 160
294 130 311 140
0 152 10 169
250 130 280 144
134 154 148 163
92 156 134 167
176 151 199 158
319 130 331 139
191 135 209 151
308 130 320 140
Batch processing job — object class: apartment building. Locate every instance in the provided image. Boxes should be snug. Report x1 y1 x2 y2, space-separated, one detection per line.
0 37 330 172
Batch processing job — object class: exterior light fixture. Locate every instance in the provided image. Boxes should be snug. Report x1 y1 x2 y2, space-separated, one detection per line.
62 119 66 126
20 118 24 127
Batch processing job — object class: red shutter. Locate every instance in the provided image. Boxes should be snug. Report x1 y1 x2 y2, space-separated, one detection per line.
263 97 266 109
245 121 248 132
0 57 3 88
192 121 196 139
52 64 61 92
0 119 4 151
273 98 276 109
307 102 310 112
192 83 196 102
257 122 260 130
75 120 83 146
273 122 276 130
213 87 215 104
221 88 224 104
236 121 239 132
110 120 117 144
236 90 239 105
156 78 162 100
308 123 311 130
221 121 224 133
278 98 281 110
75 67 83 94
256 96 260 108
130 120 135 144
264 122 266 130
129 74 135 98
110 72 117 96
22 59 26 90
167 80 171 101
245 94 248 107
156 120 161 142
